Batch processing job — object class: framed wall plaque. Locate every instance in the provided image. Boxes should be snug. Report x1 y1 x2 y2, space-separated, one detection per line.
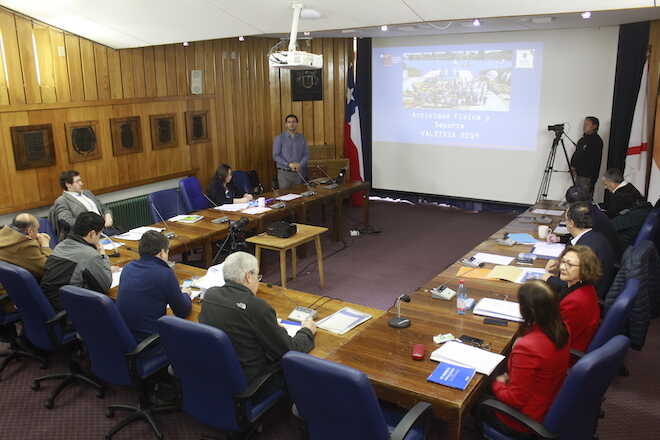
66 121 102 163
10 124 56 170
291 69 323 101
149 113 178 150
110 116 143 156
185 110 209 144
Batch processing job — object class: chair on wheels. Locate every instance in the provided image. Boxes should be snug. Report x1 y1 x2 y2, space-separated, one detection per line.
281 351 433 440
633 208 659 249
60 286 175 440
477 335 631 440
148 189 185 224
179 176 211 212
157 315 285 439
0 261 103 407
0 292 26 379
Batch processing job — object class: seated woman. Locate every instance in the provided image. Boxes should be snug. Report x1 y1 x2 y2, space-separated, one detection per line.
491 280 570 437
544 245 601 352
207 164 253 205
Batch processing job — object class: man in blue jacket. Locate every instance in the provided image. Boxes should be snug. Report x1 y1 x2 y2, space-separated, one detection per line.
117 231 192 342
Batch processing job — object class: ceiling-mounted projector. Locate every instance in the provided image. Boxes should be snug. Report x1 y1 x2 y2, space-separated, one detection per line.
269 3 323 70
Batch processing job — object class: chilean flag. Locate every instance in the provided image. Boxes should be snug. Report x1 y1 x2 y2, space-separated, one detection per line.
344 65 365 206
624 59 649 195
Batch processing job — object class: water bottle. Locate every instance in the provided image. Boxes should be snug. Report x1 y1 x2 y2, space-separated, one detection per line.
456 279 468 315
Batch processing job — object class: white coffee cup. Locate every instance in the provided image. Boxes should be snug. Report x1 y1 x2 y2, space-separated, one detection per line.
538 225 550 239
258 197 265 207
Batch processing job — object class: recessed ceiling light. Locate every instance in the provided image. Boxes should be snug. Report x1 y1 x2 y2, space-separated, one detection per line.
472 19 481 27
303 31 310 36
300 8 322 19
581 11 592 19
381 25 388 31
182 41 189 47
238 36 245 41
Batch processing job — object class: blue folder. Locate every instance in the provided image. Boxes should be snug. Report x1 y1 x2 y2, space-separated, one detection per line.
427 362 476 390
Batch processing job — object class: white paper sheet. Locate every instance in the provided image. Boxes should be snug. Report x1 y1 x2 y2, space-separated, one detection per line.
100 238 124 251
532 243 565 258
316 307 372 335
214 203 249 212
242 206 272 215
111 269 122 289
473 252 514 266
114 227 163 241
192 263 225 290
430 341 505 375
276 193 303 201
472 298 522 322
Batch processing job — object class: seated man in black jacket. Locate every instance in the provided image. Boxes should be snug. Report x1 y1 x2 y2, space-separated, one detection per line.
545 202 616 299
601 168 645 218
199 251 316 397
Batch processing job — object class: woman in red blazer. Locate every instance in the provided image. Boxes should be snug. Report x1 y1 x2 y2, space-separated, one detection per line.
546 245 602 352
491 280 570 436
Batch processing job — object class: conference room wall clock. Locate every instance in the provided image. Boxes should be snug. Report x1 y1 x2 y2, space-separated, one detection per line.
185 110 209 144
10 124 56 170
65 120 102 163
110 116 144 156
149 113 178 150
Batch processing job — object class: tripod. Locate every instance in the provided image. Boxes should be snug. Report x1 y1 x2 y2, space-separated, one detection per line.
211 228 249 266
537 130 575 203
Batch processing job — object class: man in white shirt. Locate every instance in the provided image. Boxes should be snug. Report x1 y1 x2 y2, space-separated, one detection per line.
49 170 115 240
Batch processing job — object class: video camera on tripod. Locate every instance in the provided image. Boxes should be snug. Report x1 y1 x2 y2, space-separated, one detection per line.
547 123 565 134
537 122 575 202
211 217 250 265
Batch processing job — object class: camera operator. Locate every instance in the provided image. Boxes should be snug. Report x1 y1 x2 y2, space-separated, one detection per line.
569 116 603 195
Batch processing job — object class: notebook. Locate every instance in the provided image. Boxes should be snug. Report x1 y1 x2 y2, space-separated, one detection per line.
427 362 476 390
430 341 505 375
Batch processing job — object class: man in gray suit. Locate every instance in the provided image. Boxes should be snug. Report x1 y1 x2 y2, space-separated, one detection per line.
49 170 114 240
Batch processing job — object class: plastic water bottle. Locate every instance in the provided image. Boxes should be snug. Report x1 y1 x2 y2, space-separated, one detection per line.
456 279 468 315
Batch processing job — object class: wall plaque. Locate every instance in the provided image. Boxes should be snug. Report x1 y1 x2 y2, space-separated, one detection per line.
150 113 178 150
185 111 209 144
10 124 56 170
291 69 323 101
66 121 102 163
110 116 143 156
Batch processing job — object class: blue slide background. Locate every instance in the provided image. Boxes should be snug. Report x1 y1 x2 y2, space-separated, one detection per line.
373 42 544 150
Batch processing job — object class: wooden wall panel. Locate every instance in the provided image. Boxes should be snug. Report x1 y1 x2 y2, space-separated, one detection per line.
106 48 123 99
143 46 157 97
49 29 70 102
153 46 167 97
64 34 84 102
79 39 98 101
119 49 135 98
33 25 57 104
94 44 111 100
165 45 177 96
15 16 41 104
132 48 146 97
0 11 26 104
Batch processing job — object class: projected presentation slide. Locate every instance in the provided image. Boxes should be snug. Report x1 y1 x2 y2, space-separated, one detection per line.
373 42 543 150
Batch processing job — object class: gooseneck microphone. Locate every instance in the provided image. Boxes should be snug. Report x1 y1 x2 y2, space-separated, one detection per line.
389 294 412 329
152 204 177 239
201 192 218 208
315 165 338 189
100 232 121 258
295 168 316 189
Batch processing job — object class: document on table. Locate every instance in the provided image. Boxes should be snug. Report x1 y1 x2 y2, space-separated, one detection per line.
472 298 522 322
168 214 204 223
276 193 303 201
316 307 372 335
242 206 272 215
100 238 124 251
506 233 538 244
114 227 163 241
430 341 505 375
487 266 546 284
214 203 249 212
111 269 122 289
192 263 225 290
456 267 493 280
278 319 303 337
532 243 565 258
532 208 565 216
473 252 514 266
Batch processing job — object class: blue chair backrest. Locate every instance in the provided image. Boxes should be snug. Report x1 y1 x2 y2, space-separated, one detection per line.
157 316 248 430
544 335 630 440
281 351 390 440
0 261 62 351
179 176 210 212
38 217 58 248
231 170 252 195
148 189 185 224
587 278 639 353
60 286 138 386
634 208 659 249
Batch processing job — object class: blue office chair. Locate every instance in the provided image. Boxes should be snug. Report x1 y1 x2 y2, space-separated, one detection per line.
157 315 285 438
0 261 103 407
179 176 211 212
478 335 630 440
0 291 25 379
634 208 659 249
38 217 58 248
148 189 185 224
60 286 175 440
281 351 433 440
231 170 253 196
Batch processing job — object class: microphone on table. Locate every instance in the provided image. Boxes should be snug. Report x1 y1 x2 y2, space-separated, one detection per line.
152 204 177 240
315 165 338 189
295 169 317 197
100 232 121 258
389 294 411 329
201 192 218 208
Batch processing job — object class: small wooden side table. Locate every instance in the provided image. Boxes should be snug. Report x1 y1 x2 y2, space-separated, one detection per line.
246 224 328 289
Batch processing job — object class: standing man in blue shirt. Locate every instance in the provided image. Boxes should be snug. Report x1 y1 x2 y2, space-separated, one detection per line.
117 231 192 342
272 114 309 190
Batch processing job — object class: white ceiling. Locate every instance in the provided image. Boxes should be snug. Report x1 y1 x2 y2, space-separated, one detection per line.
0 0 657 49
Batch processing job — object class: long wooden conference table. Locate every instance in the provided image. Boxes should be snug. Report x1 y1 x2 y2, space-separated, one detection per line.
110 193 563 440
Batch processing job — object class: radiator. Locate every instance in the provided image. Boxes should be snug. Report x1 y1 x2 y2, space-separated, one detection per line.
106 195 152 232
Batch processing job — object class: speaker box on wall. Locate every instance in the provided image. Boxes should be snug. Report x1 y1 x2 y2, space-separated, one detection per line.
191 70 203 95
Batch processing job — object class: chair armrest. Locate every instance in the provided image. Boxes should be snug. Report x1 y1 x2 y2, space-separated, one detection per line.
478 399 559 439
45 310 68 326
570 348 585 360
44 310 68 347
235 366 283 401
125 334 162 381
390 401 433 440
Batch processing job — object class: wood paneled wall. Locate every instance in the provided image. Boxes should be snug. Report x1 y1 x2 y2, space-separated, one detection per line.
0 7 353 215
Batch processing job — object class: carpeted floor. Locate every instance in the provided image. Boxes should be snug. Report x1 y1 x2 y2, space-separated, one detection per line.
0 201 657 439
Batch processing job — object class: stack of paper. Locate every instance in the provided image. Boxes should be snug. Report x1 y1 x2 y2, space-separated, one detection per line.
192 263 225 290
111 269 122 289
473 298 522 322
486 266 546 284
532 243 565 258
214 203 249 212
430 341 505 375
316 307 372 335
242 206 272 215
506 233 538 244
276 193 303 201
532 208 565 216
114 227 164 241
472 252 514 265
168 214 204 223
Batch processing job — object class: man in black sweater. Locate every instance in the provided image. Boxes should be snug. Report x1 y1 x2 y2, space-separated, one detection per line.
199 251 316 391
570 116 603 194
602 168 645 218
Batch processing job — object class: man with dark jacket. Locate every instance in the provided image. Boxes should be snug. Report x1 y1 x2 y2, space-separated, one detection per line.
117 231 192 342
199 251 316 388
601 168 645 218
570 116 603 193
41 212 115 312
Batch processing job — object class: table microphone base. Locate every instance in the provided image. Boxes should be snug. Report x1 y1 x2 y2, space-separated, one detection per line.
388 317 411 329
